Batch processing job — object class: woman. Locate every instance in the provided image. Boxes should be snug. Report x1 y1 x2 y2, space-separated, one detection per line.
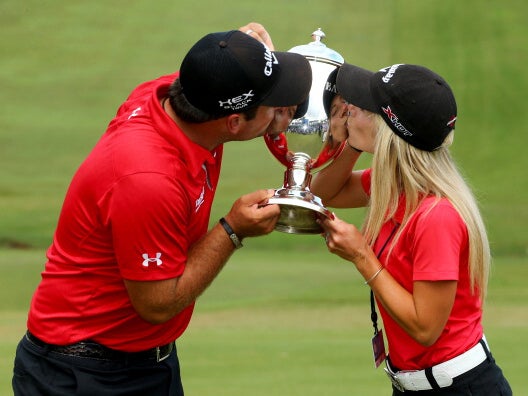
312 63 512 395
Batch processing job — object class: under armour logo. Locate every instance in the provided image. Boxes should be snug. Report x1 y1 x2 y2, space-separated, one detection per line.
142 252 163 267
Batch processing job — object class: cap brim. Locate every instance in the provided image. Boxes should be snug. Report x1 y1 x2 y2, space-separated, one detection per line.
336 63 377 113
323 67 339 118
261 51 312 108
293 97 309 119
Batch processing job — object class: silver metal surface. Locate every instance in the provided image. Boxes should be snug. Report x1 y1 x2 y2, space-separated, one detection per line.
265 29 344 234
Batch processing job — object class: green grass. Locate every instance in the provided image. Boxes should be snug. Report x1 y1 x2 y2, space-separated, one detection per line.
1 0 527 253
1 0 527 394
1 249 527 394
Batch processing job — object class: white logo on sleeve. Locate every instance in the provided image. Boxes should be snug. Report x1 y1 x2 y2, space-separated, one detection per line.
142 252 163 267
195 185 205 212
128 106 142 119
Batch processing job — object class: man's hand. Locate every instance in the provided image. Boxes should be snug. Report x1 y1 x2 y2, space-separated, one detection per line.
238 22 274 50
224 189 280 239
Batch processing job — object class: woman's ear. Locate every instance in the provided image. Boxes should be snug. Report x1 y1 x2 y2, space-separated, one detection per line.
347 105 360 118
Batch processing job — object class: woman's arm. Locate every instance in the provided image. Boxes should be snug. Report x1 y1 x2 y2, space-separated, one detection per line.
318 214 457 346
311 98 369 208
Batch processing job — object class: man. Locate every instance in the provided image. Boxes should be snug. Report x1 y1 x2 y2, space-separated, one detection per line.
12 23 312 395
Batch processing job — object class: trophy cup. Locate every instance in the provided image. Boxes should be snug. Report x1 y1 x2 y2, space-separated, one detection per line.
264 28 345 234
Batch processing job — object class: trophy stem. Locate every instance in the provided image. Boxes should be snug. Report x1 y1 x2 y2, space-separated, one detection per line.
284 153 311 190
268 152 332 234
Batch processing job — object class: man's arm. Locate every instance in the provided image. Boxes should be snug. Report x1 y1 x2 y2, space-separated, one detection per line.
124 189 279 324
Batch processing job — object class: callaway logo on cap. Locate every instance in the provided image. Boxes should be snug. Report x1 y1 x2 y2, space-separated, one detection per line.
179 30 312 118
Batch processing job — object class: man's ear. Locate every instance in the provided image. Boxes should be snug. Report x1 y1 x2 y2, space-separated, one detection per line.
225 114 243 136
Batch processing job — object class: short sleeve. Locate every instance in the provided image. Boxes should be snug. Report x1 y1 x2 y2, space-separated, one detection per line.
102 172 191 281
361 168 372 196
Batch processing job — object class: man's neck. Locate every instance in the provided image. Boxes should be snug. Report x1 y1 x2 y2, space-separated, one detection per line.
161 97 226 151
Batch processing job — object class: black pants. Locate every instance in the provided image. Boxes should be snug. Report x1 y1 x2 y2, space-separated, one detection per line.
12 334 184 396
391 354 512 395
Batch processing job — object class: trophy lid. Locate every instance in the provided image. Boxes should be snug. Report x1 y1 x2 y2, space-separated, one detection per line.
288 28 344 65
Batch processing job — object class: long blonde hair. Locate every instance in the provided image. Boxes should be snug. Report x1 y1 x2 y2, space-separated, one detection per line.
363 118 490 298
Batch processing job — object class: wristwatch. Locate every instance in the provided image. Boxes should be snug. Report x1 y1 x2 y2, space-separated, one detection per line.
219 217 243 249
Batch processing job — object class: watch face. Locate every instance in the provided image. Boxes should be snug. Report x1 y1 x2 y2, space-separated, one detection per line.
229 234 242 249
220 217 242 249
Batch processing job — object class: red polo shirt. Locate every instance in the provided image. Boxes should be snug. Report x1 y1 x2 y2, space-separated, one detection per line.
28 73 223 351
361 169 483 370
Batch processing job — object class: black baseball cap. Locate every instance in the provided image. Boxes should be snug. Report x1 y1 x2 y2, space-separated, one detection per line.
179 30 312 118
322 67 339 118
333 63 457 151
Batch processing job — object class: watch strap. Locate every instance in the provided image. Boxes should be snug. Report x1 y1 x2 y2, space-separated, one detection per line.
219 217 243 249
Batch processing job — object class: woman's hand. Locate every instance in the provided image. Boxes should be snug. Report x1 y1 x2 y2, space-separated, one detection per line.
318 213 373 266
318 213 456 347
328 96 349 143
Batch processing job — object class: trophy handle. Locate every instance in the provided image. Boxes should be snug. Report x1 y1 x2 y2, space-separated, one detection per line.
264 133 292 168
311 136 345 169
264 133 345 170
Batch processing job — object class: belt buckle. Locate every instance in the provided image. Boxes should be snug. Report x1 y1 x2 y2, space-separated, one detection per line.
156 343 172 362
384 367 406 392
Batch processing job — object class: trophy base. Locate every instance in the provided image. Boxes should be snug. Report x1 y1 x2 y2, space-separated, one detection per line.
267 190 332 234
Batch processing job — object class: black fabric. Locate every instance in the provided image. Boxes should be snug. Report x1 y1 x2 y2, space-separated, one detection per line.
179 30 311 117
322 67 339 118
25 331 173 362
335 63 377 112
370 64 457 151
335 63 457 151
13 334 184 396
480 339 494 362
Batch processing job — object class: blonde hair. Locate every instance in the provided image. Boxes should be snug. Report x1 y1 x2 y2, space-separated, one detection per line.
363 118 490 298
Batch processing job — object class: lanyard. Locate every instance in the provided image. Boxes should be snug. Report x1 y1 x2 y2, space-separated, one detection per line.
370 223 398 336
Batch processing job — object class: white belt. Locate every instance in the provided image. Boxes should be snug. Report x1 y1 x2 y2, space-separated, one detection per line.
384 336 489 392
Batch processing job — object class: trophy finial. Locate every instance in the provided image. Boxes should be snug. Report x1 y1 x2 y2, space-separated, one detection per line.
311 28 326 42
289 29 343 63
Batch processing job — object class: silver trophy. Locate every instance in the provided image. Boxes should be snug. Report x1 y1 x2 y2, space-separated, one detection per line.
265 28 345 234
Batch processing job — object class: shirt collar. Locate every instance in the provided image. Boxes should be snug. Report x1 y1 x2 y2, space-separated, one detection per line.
147 74 219 177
